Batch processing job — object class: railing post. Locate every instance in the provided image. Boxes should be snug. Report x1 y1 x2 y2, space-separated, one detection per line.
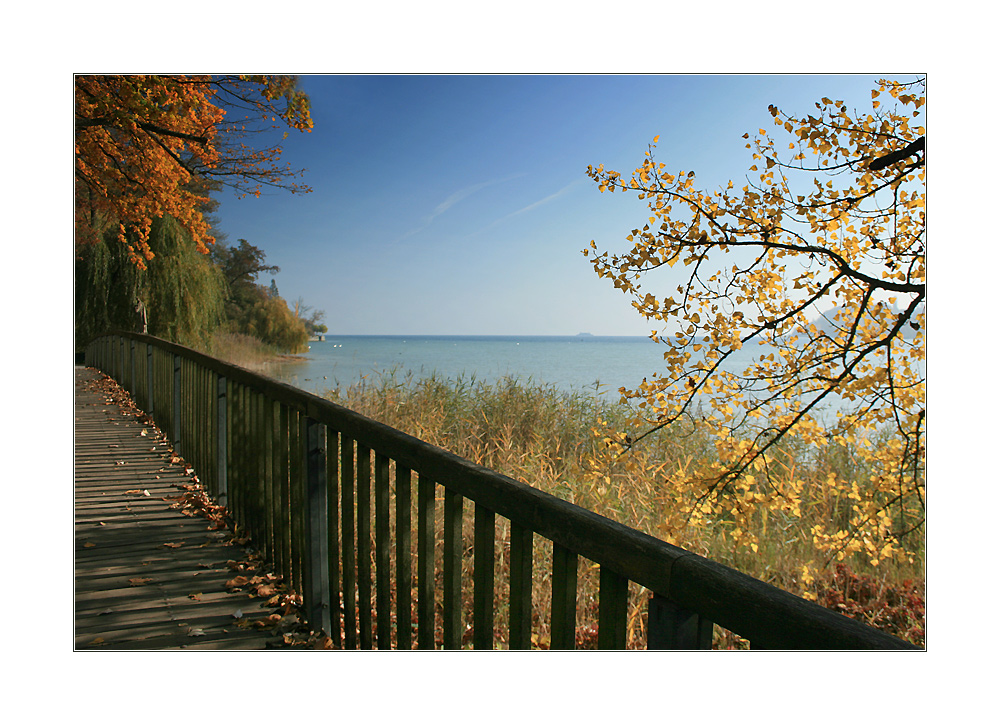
647 593 713 649
216 374 228 506
304 416 332 635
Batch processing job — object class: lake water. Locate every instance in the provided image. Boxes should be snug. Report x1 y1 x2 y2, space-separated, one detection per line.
260 335 672 397
257 334 920 425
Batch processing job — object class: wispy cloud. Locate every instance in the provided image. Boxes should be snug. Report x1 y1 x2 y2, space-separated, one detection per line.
501 178 586 220
392 174 526 246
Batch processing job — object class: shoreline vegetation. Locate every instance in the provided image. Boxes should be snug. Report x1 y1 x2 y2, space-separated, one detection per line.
205 331 309 372
323 368 924 648
206 333 923 648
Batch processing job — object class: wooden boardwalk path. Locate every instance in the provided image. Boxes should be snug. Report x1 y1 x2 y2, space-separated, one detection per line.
74 366 298 650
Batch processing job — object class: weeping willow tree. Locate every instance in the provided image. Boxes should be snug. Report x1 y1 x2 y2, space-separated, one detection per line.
76 214 227 349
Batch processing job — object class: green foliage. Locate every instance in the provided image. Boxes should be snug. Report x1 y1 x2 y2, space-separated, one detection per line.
75 220 144 344
143 216 227 348
238 292 310 354
77 223 315 355
75 214 226 349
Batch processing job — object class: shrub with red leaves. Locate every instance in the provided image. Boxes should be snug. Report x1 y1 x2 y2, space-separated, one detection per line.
813 563 924 647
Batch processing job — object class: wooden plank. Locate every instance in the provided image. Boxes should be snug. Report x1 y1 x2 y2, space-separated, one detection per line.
550 544 577 650
416 474 435 650
74 367 280 650
473 504 495 650
508 523 533 650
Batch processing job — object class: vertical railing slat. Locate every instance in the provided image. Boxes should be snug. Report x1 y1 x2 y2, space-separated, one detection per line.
473 504 495 650
356 444 372 649
416 474 436 650
305 416 331 635
229 383 242 530
274 402 291 589
326 427 342 648
260 388 273 561
341 435 357 649
395 465 413 650
288 408 305 596
551 544 577 650
508 523 533 650
442 487 463 650
374 453 392 649
172 354 181 453
597 567 628 650
647 593 714 650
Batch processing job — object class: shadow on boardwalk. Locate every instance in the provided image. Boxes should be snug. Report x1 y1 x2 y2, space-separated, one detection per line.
74 366 308 650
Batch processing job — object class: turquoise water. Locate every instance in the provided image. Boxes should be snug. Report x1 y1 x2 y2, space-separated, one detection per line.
260 335 673 396
258 334 921 425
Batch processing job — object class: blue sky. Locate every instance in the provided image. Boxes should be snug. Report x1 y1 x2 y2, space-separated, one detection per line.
214 74 918 336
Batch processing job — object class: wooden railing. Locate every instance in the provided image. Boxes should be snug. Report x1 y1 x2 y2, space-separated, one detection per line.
84 331 918 650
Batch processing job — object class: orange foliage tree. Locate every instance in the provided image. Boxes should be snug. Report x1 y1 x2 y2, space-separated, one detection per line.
75 75 313 268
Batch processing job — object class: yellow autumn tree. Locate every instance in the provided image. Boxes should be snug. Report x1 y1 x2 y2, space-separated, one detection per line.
584 78 925 569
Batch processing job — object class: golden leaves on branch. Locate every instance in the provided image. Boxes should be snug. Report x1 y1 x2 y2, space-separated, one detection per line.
582 78 925 571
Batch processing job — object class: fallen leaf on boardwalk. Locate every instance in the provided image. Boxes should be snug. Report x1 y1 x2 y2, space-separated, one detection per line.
161 542 184 548
260 613 282 627
128 577 154 586
91 637 105 645
255 583 277 598
140 429 147 436
188 592 202 600
232 609 243 619
187 628 206 637
226 575 250 590
124 489 144 495
84 542 96 548
314 636 334 650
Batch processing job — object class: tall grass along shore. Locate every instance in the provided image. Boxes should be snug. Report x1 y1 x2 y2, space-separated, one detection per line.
322 369 924 648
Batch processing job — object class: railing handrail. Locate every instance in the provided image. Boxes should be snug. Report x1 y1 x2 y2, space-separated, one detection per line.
84 330 918 650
